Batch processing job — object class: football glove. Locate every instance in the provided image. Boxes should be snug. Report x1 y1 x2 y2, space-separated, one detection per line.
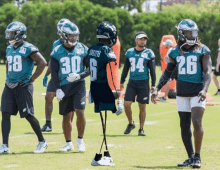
66 73 80 82
43 75 48 87
116 100 123 116
56 89 65 102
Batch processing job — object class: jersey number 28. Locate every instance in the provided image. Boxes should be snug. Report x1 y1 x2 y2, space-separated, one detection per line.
7 55 22 72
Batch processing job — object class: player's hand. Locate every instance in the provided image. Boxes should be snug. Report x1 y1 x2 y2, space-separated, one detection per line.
43 75 48 87
150 86 155 93
198 89 206 103
56 89 65 102
116 100 123 116
120 84 124 90
66 73 80 82
151 88 158 104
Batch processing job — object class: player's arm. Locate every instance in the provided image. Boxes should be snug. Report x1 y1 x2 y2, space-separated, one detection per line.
30 52 47 82
50 57 61 90
147 58 156 92
45 61 51 76
42 61 51 87
79 55 90 79
216 51 220 72
198 54 212 102
151 57 176 104
120 58 130 90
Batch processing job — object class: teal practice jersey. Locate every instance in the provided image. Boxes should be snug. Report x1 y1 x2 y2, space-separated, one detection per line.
51 42 88 86
169 44 211 84
6 42 39 83
126 47 155 81
52 39 62 50
88 43 116 83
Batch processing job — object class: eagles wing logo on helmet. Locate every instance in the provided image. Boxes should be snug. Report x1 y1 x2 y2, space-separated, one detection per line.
96 21 117 47
176 19 199 47
5 21 27 45
57 18 71 36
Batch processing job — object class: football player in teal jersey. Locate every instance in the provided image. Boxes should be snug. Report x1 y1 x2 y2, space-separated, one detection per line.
50 22 89 152
89 21 123 166
0 21 48 154
120 31 156 136
41 18 71 132
151 19 212 168
213 38 220 95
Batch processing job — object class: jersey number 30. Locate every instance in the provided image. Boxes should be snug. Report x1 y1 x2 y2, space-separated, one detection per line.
7 55 22 72
177 55 197 74
60 56 81 74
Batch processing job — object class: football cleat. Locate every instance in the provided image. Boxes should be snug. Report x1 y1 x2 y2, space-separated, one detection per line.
77 138 85 152
138 128 146 136
34 140 48 154
91 153 115 166
192 157 201 169
103 151 113 162
157 96 167 102
41 125 52 132
124 122 135 134
0 144 9 154
214 90 220 95
59 142 74 152
177 158 193 167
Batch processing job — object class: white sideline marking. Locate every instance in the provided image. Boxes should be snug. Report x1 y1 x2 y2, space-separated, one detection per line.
9 111 175 139
5 164 19 168
165 146 175 149
107 144 114 147
42 93 46 96
145 121 158 125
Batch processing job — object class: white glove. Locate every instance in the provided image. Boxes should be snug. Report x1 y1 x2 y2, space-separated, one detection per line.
56 89 65 102
66 73 80 82
116 100 123 116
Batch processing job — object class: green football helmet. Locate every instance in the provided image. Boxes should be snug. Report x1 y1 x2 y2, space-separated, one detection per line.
5 21 27 45
57 18 70 36
176 19 199 46
61 22 80 46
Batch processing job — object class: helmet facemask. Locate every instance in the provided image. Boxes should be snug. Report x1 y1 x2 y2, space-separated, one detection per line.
5 30 26 45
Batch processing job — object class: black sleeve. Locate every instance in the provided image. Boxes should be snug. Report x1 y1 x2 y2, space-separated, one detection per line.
147 59 156 87
156 62 176 91
120 57 130 84
51 57 61 90
79 55 90 79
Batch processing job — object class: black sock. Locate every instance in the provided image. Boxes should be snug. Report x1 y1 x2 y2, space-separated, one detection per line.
179 112 194 159
46 121 51 127
66 140 71 143
2 113 11 145
78 136 83 139
26 114 44 142
195 153 200 159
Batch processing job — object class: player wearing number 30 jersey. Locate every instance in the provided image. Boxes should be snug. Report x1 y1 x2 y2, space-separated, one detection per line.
50 22 89 152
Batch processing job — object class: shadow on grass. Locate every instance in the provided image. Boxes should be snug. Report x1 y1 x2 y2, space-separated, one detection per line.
24 132 63 135
105 135 143 137
1 151 84 155
134 166 185 169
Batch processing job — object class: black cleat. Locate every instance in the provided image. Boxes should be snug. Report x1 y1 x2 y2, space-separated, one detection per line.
138 128 146 136
124 122 135 134
192 157 201 169
41 125 52 132
214 91 220 95
177 158 193 167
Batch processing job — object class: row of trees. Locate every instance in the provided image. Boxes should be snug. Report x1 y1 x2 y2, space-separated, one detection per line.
0 0 220 65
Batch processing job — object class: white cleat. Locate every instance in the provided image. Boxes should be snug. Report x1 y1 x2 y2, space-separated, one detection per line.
0 144 9 154
34 141 48 154
102 156 113 162
91 157 115 166
77 138 85 152
59 142 74 152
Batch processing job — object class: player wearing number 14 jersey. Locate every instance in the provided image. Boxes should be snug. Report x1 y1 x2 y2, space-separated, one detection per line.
50 22 89 152
151 19 212 168
120 31 156 136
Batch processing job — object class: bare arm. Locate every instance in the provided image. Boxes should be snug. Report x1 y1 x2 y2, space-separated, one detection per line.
30 52 47 82
202 54 212 92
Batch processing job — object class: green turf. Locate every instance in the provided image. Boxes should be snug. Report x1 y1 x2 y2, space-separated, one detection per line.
0 65 220 170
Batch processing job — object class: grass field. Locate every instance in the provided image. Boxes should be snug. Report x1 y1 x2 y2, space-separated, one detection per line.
0 65 220 170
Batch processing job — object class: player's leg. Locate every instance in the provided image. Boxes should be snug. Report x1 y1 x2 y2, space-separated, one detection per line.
17 84 47 153
137 103 146 136
124 81 136 134
73 82 86 152
190 96 206 168
213 73 220 95
59 96 74 152
0 85 18 154
176 96 194 167
42 80 56 131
